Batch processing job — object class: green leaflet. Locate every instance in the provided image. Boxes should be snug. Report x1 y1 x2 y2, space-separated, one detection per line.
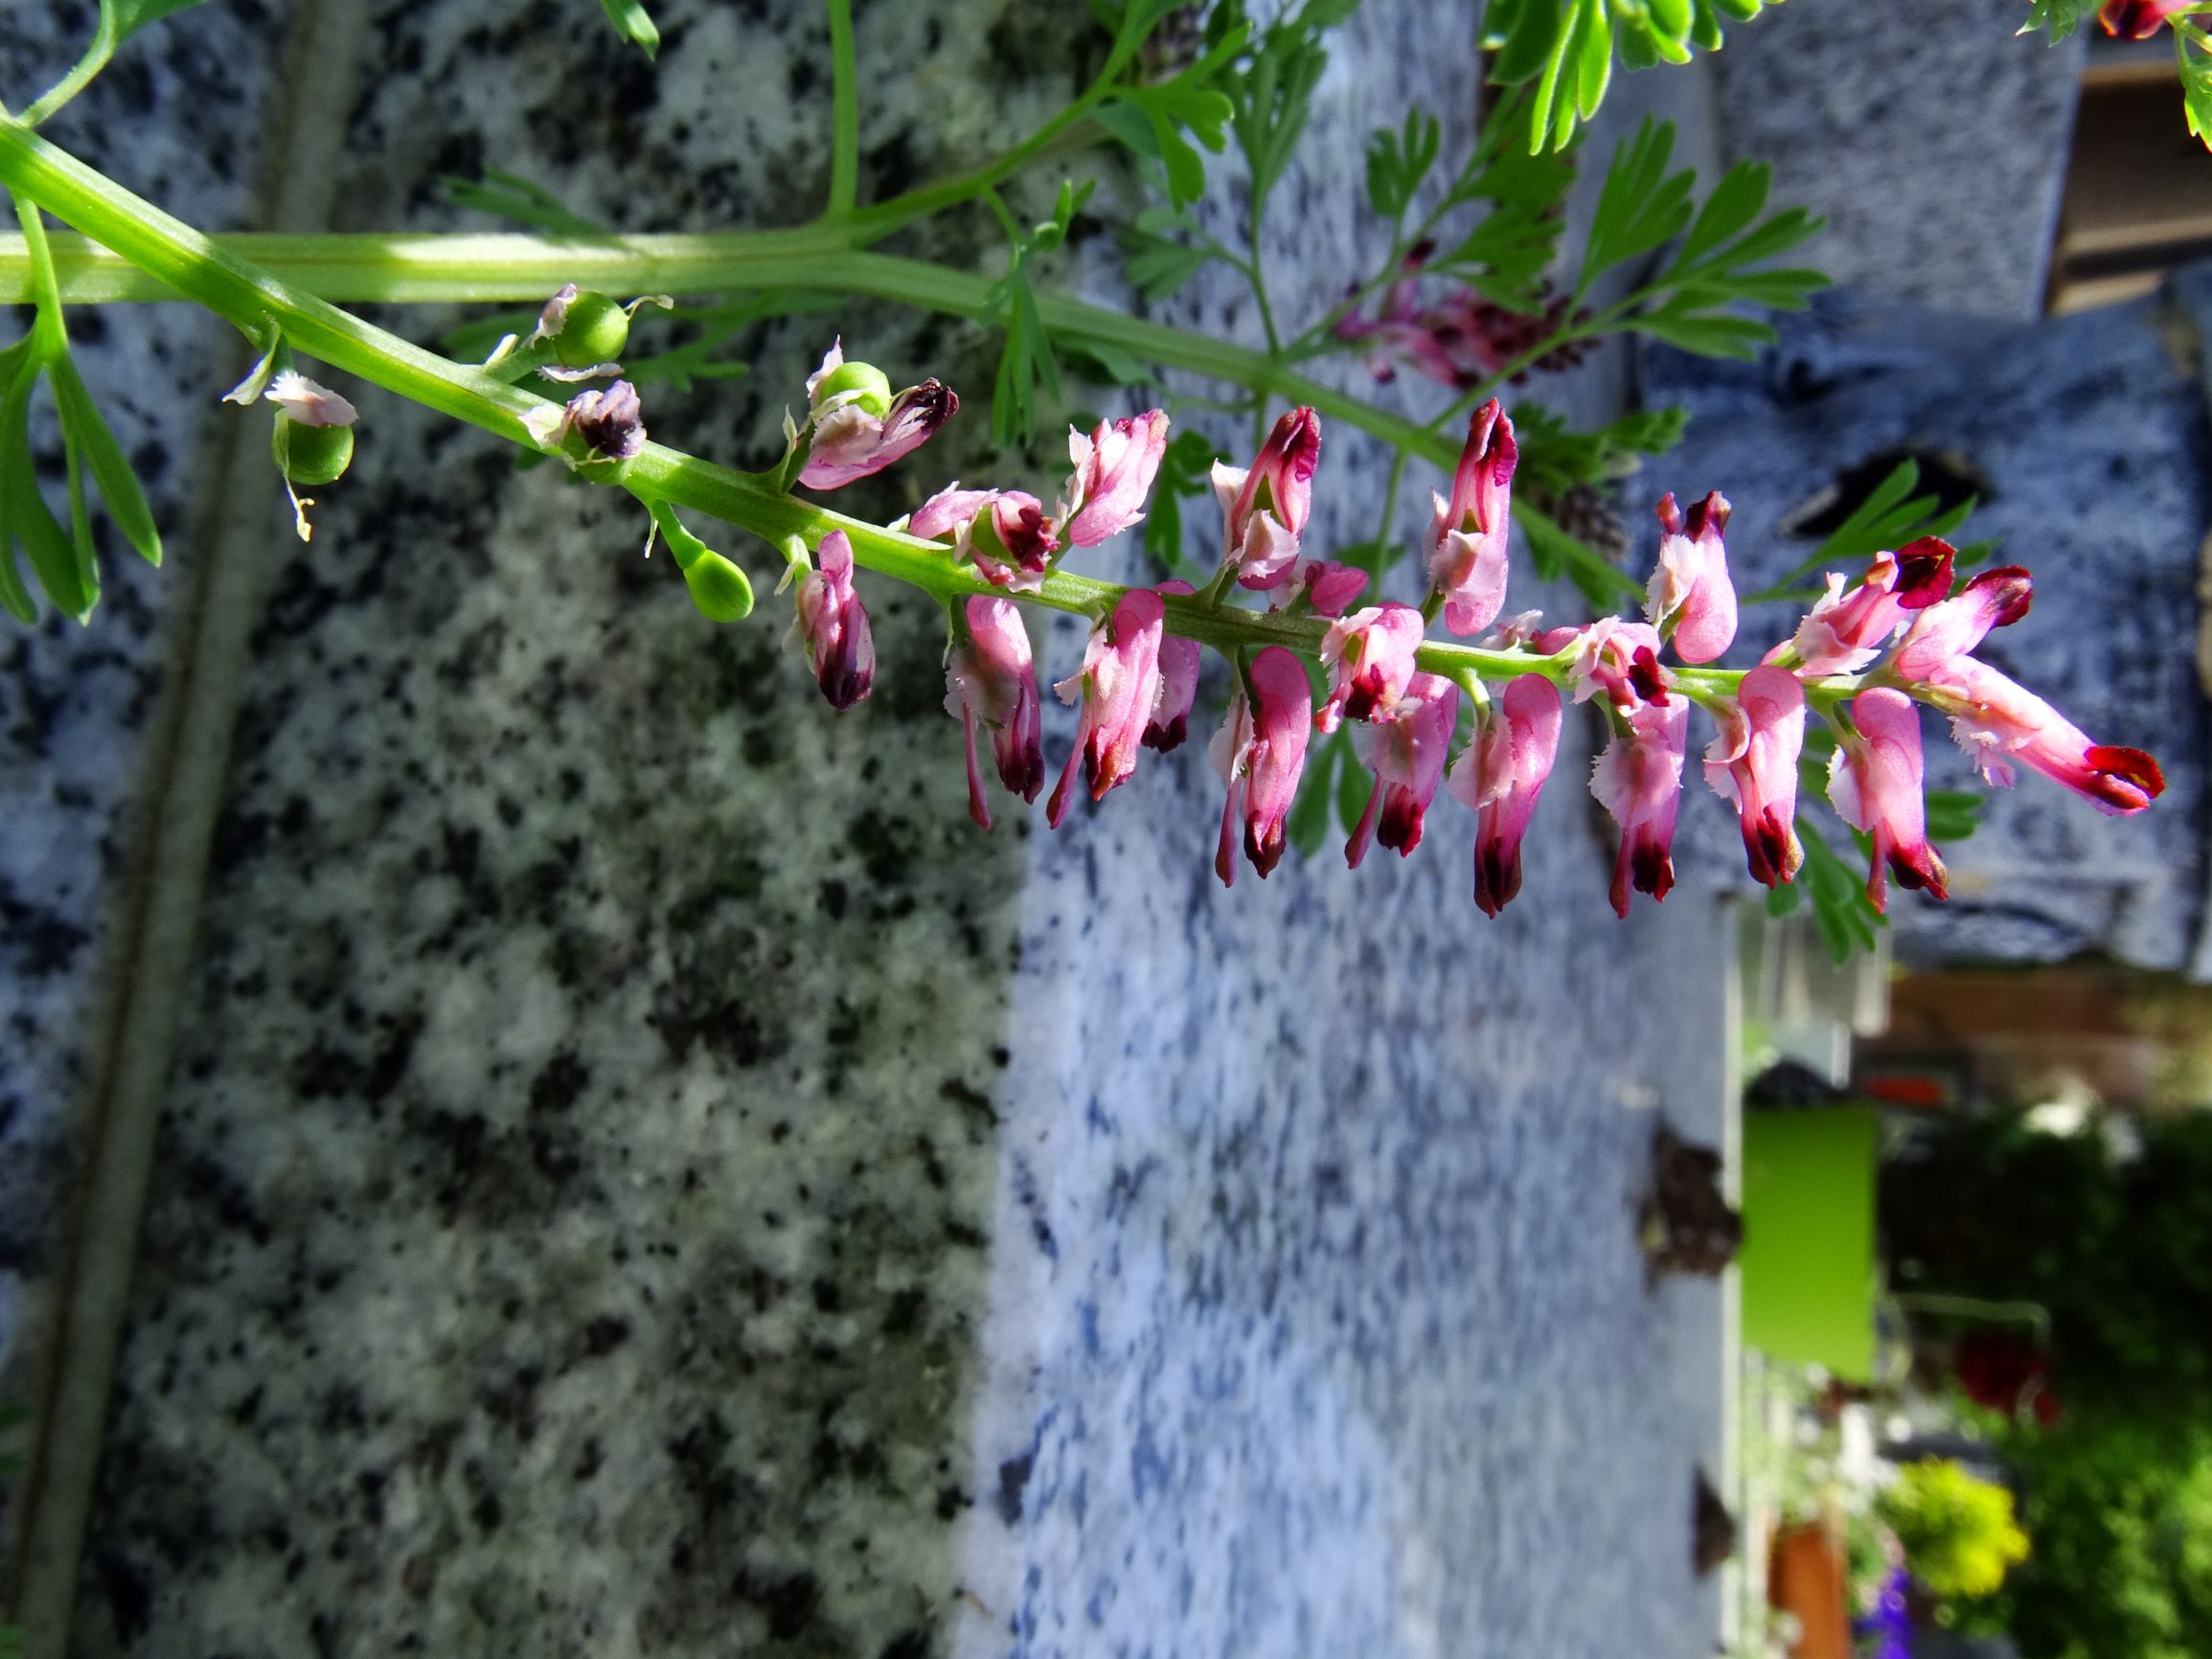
597 0 660 58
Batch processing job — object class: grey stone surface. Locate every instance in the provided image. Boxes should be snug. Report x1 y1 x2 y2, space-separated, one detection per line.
0 0 285 1532
1706 0 2086 321
3 3 1735 1656
1644 285 2209 970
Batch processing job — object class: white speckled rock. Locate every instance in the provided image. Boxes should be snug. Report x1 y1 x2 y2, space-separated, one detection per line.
1705 0 2086 321
0 0 286 1547
26 4 1733 1657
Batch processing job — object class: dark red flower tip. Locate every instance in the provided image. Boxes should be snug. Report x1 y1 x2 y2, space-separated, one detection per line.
1631 843 1676 901
817 657 870 712
1892 536 1957 609
1377 795 1425 856
2086 745 2166 806
997 501 1060 572
1654 491 1682 537
1474 843 1522 919
1888 845 1950 902
1272 407 1323 484
1745 809 1793 889
895 378 959 434
1246 822 1286 879
1628 647 1670 706
1140 715 1188 754
1964 565 2034 627
1682 490 1730 540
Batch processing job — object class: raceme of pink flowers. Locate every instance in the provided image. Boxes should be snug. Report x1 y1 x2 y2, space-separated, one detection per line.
758 344 2162 919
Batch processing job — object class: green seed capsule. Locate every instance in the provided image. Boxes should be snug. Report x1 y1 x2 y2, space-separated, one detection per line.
551 290 631 368
810 359 893 418
682 548 755 623
273 416 354 487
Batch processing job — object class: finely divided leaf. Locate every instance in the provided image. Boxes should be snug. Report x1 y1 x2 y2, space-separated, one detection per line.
444 170 606 237
48 352 161 566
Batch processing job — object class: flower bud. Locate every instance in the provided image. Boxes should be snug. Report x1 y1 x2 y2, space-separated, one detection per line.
810 358 894 419
544 288 633 369
272 417 353 486
682 551 755 624
567 380 647 461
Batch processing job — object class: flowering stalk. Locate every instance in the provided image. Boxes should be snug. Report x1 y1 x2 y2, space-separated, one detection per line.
0 112 2164 924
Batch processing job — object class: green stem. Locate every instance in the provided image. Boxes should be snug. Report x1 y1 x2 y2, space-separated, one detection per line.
0 226 1460 460
0 110 1629 693
19 21 118 129
825 0 859 217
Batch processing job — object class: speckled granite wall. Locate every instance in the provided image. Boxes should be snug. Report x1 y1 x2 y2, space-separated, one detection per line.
6 3 1732 1656
1706 0 2085 320
1646 286 2210 970
0 0 287 1554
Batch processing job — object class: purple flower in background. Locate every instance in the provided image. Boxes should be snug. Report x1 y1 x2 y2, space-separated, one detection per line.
1854 1567 1913 1659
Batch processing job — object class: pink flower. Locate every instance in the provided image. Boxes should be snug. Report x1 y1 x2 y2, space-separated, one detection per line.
1920 658 2165 814
2101 0 2194 37
1295 557 1369 619
794 530 874 709
1889 565 2032 684
907 485 1059 593
1346 672 1458 866
1486 610 1547 648
1047 590 1166 826
797 340 957 490
1702 665 1807 888
945 596 1043 830
1147 581 1201 752
1828 687 1949 912
1591 697 1689 918
1448 674 1563 918
1060 410 1170 547
1553 617 1671 712
1209 646 1313 884
1773 538 1954 677
265 370 356 428
1646 491 1737 664
1425 399 1517 638
1213 407 1322 592
1316 602 1425 734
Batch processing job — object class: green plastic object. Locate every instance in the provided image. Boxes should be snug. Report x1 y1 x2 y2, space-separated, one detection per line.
1741 1105 1879 1379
